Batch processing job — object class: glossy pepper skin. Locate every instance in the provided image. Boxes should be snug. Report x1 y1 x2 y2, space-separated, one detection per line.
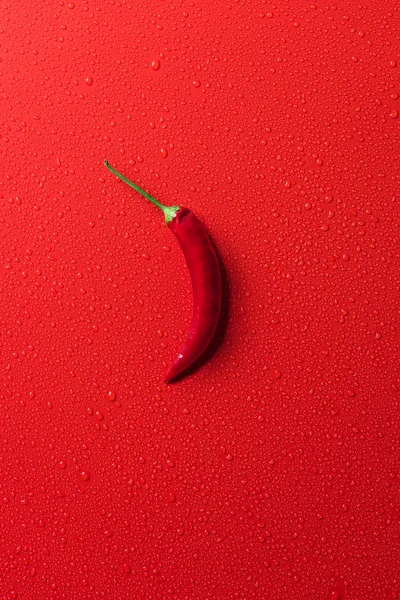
104 161 222 383
165 207 222 382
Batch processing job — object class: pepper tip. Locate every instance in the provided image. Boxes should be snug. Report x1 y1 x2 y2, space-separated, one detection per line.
164 370 177 384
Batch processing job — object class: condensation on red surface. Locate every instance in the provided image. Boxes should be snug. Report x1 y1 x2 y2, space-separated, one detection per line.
0 0 399 599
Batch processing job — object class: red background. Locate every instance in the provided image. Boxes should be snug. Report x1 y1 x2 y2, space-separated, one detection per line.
1 1 399 599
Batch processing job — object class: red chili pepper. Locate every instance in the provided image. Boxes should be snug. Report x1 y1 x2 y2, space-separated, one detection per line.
104 161 222 383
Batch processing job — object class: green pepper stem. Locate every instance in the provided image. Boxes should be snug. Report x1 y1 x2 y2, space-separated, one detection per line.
104 160 179 224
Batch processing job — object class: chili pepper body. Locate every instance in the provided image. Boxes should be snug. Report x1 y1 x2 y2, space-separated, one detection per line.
165 207 222 383
104 161 222 383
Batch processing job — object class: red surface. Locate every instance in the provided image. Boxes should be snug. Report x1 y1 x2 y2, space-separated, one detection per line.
0 1 399 599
